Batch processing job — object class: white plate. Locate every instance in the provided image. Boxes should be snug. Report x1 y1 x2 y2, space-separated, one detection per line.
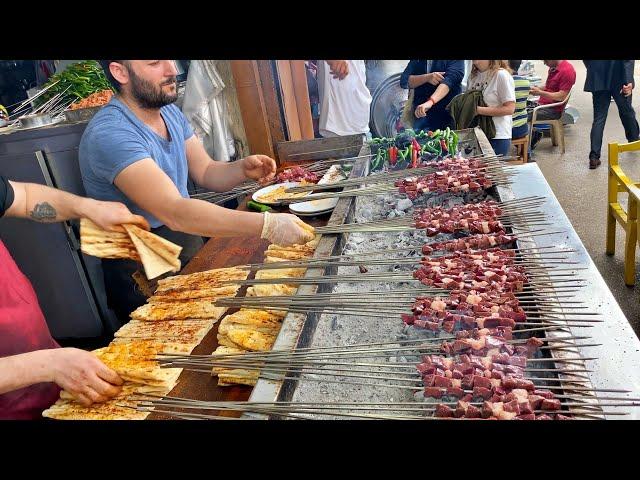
289 195 339 215
252 182 310 206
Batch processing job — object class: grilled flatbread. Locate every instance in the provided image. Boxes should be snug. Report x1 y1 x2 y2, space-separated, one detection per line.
114 319 214 346
211 346 259 386
124 225 180 280
43 382 171 420
110 336 195 354
92 341 182 386
155 267 249 294
125 224 182 265
247 284 298 297
255 267 306 280
149 284 240 303
80 218 140 260
218 327 278 352
130 301 227 321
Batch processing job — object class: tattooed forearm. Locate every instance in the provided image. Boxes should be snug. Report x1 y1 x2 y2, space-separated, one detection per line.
29 202 58 222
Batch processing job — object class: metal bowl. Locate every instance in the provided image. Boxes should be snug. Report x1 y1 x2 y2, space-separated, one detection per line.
64 106 102 123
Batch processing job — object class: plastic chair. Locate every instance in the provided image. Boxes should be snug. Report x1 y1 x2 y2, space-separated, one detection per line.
529 88 573 154
606 139 640 285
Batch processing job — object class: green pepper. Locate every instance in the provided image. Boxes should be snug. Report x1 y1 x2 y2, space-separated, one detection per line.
247 200 272 212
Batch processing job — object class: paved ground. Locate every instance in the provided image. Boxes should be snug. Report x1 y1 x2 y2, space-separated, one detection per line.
529 60 640 335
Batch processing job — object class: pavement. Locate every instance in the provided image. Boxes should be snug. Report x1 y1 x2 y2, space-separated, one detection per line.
528 60 640 335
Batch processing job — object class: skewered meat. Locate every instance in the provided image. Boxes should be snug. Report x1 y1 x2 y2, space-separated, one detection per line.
276 166 320 184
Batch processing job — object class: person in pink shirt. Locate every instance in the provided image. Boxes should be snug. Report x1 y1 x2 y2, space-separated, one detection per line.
0 177 148 419
529 60 576 149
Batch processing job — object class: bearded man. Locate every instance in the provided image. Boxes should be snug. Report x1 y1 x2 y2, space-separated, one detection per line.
79 60 314 323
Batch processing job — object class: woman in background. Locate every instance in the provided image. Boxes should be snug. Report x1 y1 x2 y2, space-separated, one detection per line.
466 60 516 157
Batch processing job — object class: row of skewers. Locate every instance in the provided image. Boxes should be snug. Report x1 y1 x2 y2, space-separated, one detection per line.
119 161 637 418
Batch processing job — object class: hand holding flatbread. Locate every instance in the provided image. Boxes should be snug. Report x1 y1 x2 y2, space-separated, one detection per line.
260 211 315 246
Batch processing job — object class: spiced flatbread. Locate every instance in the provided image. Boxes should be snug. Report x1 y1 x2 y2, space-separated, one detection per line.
130 300 227 321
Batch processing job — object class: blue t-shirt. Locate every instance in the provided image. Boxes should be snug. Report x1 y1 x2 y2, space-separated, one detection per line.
79 97 194 228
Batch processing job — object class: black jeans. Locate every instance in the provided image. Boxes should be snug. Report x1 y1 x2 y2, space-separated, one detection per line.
101 226 204 325
590 90 640 159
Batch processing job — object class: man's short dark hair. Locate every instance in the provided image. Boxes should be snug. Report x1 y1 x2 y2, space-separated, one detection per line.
508 60 522 74
99 60 127 92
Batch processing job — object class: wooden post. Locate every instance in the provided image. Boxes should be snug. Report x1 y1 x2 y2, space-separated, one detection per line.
276 60 302 140
290 60 314 140
230 60 274 158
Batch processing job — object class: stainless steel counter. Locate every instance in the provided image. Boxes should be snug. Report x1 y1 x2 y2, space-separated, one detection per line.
498 163 640 419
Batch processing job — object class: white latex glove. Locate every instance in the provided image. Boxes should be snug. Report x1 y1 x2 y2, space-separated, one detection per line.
260 211 315 246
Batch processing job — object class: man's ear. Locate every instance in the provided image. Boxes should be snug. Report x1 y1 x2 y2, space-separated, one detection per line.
110 62 129 87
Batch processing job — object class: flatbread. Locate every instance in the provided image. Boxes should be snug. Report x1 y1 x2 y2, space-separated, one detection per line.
124 225 179 280
155 267 249 294
80 219 140 260
255 267 306 280
92 341 182 386
125 224 182 267
218 327 278 352
114 319 214 346
149 284 240 303
247 284 298 297
130 301 227 321
211 346 259 386
264 250 313 261
110 336 195 354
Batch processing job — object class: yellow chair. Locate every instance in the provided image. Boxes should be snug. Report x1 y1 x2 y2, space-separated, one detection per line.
606 139 640 285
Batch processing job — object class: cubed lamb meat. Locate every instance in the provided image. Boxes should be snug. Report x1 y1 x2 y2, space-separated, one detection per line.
422 374 435 387
473 386 493 399
435 404 454 418
433 375 453 388
503 399 521 415
424 387 444 399
516 414 536 420
541 398 562 411
473 375 493 389
446 387 465 398
464 405 482 419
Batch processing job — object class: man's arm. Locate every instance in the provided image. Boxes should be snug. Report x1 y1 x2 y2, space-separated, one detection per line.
400 60 441 89
114 160 313 245
531 87 569 102
623 60 635 87
414 83 451 118
0 348 123 406
6 180 149 231
185 136 276 192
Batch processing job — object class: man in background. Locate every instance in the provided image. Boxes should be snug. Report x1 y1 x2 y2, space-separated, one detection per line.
584 60 639 169
317 60 372 139
529 60 576 150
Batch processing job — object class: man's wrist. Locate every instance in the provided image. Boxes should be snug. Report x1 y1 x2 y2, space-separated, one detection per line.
75 197 94 220
428 97 437 106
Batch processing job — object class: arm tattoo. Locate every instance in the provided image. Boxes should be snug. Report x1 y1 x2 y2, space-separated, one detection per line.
29 202 58 222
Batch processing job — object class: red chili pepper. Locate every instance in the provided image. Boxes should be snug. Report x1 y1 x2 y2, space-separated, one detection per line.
411 144 418 168
390 146 397 165
440 138 448 152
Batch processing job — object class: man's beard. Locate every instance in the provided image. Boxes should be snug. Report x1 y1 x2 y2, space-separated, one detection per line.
128 68 178 109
